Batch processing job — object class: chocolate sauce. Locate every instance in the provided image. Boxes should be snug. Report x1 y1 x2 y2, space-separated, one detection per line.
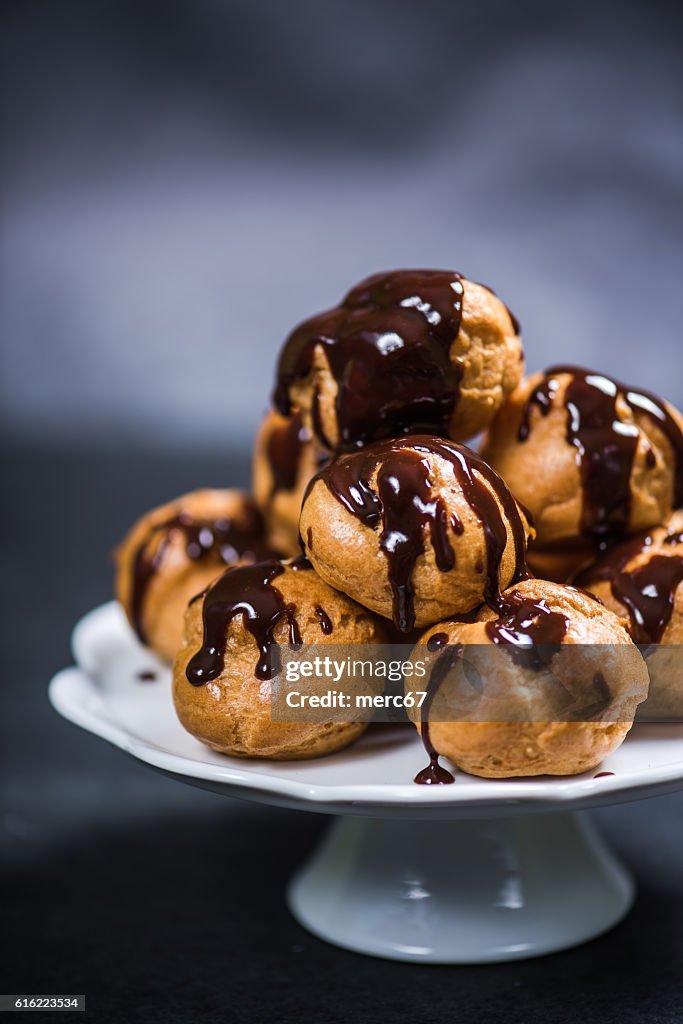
594 771 615 778
664 531 683 546
414 643 463 785
314 605 333 635
266 410 308 495
137 670 157 682
274 270 470 451
186 560 290 684
427 631 448 651
518 367 683 548
311 435 530 632
485 590 568 669
290 552 313 571
130 503 271 644
577 533 683 644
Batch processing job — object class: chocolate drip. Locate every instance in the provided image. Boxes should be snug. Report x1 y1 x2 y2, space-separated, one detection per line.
311 436 529 632
314 605 333 635
485 590 568 669
610 556 683 644
137 670 157 682
577 532 683 643
414 643 462 785
427 631 448 651
274 270 468 451
186 560 290 685
266 410 308 495
290 552 313 571
594 771 615 778
518 366 683 548
130 504 271 643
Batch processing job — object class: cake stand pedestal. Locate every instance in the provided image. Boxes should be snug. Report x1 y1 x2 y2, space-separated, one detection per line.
288 812 632 963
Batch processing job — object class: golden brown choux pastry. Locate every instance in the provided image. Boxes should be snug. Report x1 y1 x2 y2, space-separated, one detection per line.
300 435 533 634
409 579 649 780
481 366 683 550
576 510 683 720
273 270 523 452
173 557 386 759
116 489 275 663
252 408 328 557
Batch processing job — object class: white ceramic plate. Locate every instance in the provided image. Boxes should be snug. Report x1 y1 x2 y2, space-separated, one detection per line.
49 601 683 819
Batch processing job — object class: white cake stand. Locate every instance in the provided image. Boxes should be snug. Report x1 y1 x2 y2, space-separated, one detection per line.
49 602 683 964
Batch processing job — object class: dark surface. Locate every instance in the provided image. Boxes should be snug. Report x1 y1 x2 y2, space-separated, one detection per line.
2 445 682 1024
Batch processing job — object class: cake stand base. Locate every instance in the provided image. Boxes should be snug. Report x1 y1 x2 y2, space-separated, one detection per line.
287 811 633 963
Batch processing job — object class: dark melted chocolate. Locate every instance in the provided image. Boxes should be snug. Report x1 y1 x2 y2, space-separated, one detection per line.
186 560 293 684
310 436 529 633
414 643 462 785
274 270 471 451
130 504 271 643
485 590 568 669
577 532 683 643
518 366 683 548
137 670 157 682
314 605 333 635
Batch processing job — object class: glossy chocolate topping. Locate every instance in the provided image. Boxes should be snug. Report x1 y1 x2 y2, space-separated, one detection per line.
186 560 296 685
414 643 462 785
314 605 333 635
485 590 568 669
309 435 529 633
577 530 683 644
274 270 471 451
130 503 271 643
519 366 683 548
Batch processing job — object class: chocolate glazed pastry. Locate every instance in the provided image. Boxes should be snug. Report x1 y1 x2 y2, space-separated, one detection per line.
173 558 387 760
410 579 648 781
116 489 276 663
299 435 533 636
481 367 683 550
274 269 522 452
252 409 330 557
575 515 683 646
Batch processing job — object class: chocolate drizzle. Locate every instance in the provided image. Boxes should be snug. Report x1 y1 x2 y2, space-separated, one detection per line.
485 590 568 669
310 436 530 633
314 605 333 635
186 560 292 685
518 366 683 548
130 503 271 643
577 534 683 644
414 643 462 785
274 270 469 451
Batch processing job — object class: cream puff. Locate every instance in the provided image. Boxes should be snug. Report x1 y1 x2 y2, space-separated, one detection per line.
273 269 523 452
252 408 328 557
173 557 387 758
409 579 649 780
481 366 683 549
576 511 683 720
300 435 534 633
116 489 275 663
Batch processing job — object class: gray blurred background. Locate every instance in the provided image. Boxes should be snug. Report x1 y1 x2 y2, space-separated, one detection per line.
2 0 682 455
